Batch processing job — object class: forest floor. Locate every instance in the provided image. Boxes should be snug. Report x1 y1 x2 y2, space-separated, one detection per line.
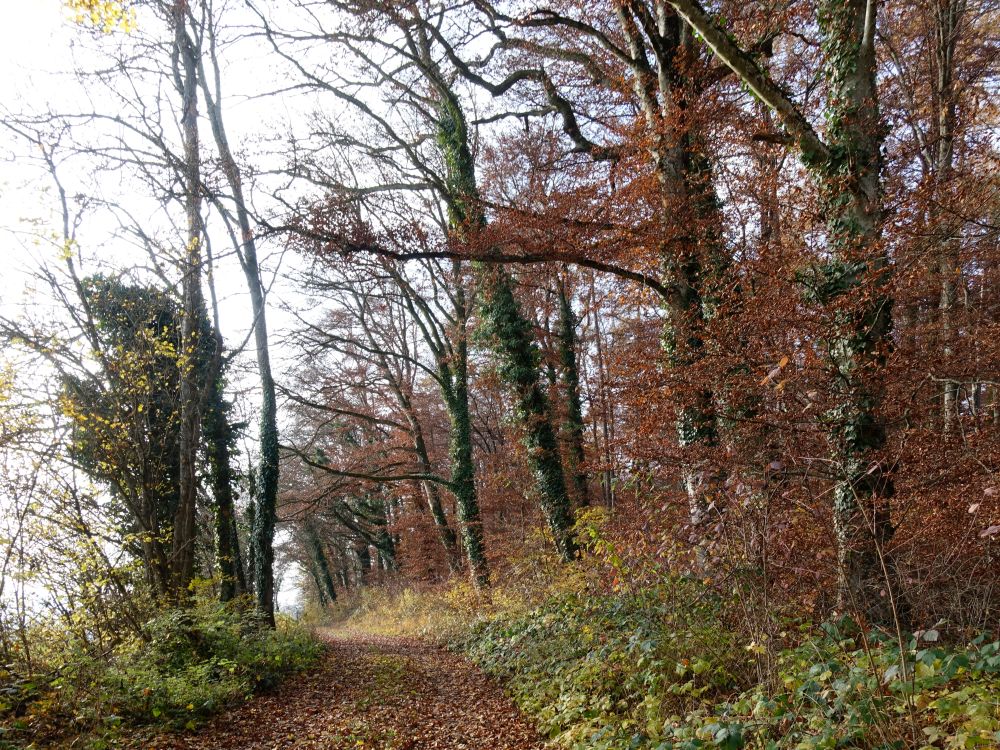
145 631 544 750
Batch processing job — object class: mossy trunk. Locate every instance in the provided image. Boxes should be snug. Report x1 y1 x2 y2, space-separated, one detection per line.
446 272 490 586
804 0 902 626
434 82 576 562
557 278 590 509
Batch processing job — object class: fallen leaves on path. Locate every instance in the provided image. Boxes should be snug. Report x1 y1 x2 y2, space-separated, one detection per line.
146 632 544 750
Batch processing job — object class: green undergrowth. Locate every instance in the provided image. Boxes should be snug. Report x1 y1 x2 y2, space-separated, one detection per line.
0 595 320 749
463 594 1000 749
341 513 1000 749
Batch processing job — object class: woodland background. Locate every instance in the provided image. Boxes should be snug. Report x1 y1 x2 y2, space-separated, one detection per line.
0 0 998 748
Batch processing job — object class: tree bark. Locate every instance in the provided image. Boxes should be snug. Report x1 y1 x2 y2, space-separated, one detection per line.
445 266 490 586
557 276 590 509
170 0 204 600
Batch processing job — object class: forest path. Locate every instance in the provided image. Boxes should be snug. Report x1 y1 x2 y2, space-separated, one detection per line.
151 631 544 750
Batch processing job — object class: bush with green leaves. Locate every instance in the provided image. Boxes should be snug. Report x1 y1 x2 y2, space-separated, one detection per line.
661 619 1000 750
461 577 751 750
463 600 1000 750
0 596 320 748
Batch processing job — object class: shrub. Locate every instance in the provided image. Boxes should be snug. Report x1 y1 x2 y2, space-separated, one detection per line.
0 596 321 748
662 619 1000 750
461 577 749 750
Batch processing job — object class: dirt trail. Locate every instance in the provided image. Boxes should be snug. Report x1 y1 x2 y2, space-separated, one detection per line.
150 632 544 750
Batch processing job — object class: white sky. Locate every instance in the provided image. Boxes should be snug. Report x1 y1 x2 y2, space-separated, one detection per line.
0 1 316 612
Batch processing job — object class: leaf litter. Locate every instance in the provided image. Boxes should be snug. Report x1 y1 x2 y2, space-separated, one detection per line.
145 632 544 750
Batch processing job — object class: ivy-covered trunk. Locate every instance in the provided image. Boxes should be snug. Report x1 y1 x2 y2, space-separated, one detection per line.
445 270 490 586
201 333 247 602
251 335 279 627
243 494 254 592
614 7 725 529
557 278 590 509
433 78 577 561
386 260 485 584
660 156 725 531
660 233 719 529
477 266 577 561
806 0 901 625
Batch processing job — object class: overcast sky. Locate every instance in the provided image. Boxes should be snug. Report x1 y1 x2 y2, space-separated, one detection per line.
0 1 323 612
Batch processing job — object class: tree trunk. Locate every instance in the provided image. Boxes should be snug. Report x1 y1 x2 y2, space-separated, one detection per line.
588 275 616 508
202 333 246 602
446 268 490 586
615 6 724 528
304 523 337 604
557 276 590 509
410 422 462 573
811 0 902 625
170 0 204 600
307 561 328 607
477 265 577 561
932 0 964 437
431 68 577 561
199 42 279 626
665 0 905 626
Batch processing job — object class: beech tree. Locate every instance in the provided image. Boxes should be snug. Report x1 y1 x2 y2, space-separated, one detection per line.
657 0 903 623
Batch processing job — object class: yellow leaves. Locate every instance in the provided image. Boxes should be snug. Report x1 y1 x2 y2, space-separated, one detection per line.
59 239 75 262
65 0 136 34
0 365 14 404
760 354 792 390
